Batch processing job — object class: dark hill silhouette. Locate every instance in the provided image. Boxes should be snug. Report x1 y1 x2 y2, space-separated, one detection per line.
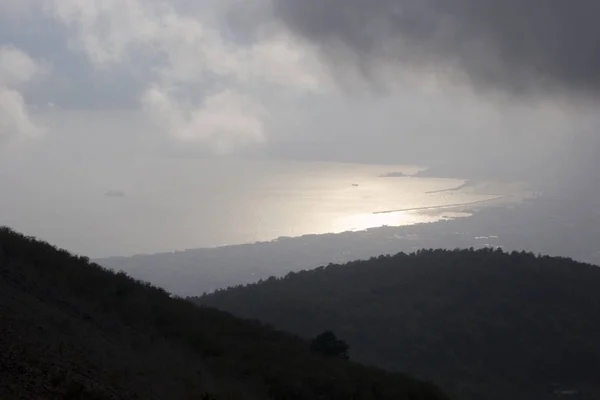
0 227 448 400
193 248 600 400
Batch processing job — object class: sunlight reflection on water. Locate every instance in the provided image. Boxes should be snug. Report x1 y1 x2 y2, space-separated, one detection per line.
332 211 475 233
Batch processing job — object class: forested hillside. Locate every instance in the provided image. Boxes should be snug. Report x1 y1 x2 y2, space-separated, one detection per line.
193 248 600 400
0 227 448 400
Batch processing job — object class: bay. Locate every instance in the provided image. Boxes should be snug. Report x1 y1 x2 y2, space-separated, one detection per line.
1 158 526 257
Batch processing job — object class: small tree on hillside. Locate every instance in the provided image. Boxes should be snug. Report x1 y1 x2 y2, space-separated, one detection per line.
310 331 350 360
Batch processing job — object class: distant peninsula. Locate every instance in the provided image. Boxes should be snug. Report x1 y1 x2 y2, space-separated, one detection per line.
379 171 410 178
105 190 126 198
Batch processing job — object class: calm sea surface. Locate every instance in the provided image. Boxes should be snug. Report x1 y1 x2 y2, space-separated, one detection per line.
2 159 526 257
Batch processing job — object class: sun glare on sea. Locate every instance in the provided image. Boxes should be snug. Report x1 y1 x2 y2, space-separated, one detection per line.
331 210 475 233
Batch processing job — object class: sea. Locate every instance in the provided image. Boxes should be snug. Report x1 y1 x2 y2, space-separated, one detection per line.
1 158 528 257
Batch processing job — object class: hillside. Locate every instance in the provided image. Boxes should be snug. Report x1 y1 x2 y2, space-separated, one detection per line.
0 227 448 400
193 249 600 400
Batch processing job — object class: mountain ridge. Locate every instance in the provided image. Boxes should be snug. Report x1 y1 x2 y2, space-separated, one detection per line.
193 248 600 400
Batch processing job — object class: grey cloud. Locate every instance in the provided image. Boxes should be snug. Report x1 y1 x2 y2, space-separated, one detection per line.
269 0 600 98
0 15 142 109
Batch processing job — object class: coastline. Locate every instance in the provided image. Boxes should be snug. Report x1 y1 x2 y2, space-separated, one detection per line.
373 195 507 215
425 180 472 194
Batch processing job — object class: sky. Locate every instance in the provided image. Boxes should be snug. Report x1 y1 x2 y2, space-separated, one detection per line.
1 0 599 254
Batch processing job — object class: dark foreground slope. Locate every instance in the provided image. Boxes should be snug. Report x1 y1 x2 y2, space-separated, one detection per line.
0 227 448 400
193 249 600 400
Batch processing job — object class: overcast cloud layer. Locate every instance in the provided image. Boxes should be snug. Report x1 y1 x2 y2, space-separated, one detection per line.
0 0 329 153
1 0 598 157
268 0 600 100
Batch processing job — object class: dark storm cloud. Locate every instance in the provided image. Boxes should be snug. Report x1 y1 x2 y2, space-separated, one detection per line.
270 0 600 98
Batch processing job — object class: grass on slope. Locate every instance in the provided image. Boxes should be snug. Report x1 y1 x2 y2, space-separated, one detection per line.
0 227 448 400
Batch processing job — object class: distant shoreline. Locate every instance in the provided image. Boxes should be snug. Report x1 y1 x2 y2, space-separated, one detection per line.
425 180 471 194
379 171 410 178
373 195 506 215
